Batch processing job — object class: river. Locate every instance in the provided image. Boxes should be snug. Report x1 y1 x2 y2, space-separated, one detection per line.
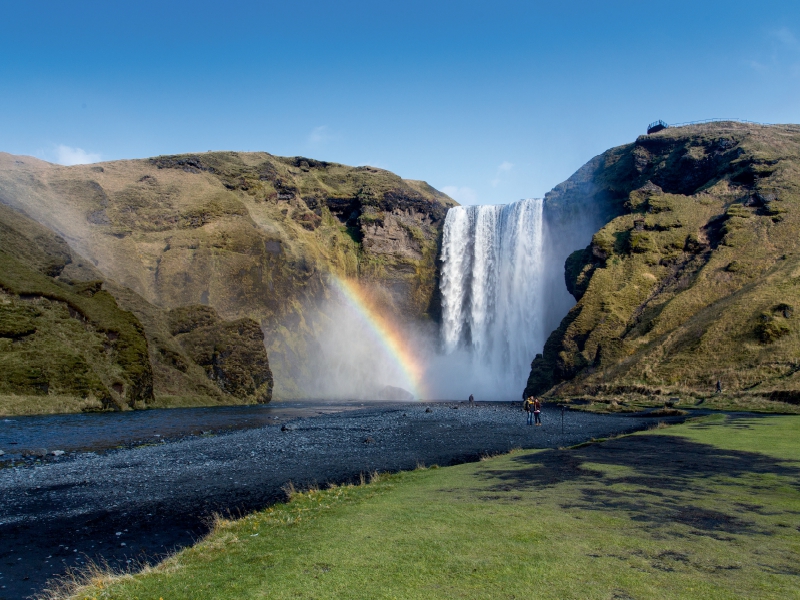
0 400 371 459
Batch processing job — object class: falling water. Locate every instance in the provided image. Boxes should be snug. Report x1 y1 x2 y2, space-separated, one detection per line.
438 198 547 398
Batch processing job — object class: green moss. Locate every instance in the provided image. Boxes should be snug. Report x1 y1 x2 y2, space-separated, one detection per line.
526 123 800 404
0 252 153 408
564 248 593 301
2 148 455 404
0 303 38 337
629 231 654 253
175 317 273 403
358 211 385 225
756 314 791 344
0 203 73 277
168 304 220 335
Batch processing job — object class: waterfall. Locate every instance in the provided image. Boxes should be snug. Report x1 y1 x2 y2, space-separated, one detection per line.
438 198 547 398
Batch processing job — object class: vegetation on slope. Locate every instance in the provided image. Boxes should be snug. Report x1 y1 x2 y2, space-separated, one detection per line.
0 204 272 415
168 305 273 404
0 151 455 397
526 122 800 407
61 415 800 599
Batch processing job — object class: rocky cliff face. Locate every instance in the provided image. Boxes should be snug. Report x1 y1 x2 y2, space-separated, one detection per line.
0 151 454 403
525 122 800 409
0 203 153 411
168 305 273 404
0 202 274 414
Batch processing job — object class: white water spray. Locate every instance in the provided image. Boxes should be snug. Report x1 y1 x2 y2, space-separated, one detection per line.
437 198 547 399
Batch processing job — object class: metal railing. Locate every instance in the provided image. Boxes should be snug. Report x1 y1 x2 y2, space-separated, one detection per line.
647 118 777 134
668 118 774 127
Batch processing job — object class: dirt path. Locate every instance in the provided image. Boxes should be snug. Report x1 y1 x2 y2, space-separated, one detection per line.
0 402 663 599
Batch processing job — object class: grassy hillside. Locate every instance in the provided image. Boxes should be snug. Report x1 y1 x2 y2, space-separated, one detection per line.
58 415 800 599
0 152 455 397
0 203 272 415
526 122 800 410
0 203 153 411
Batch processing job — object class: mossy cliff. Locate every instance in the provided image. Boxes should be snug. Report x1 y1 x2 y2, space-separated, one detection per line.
0 203 152 411
168 305 273 404
0 152 454 400
0 203 272 415
526 122 800 408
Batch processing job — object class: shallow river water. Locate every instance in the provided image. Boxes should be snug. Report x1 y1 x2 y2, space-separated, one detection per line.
0 400 373 458
0 402 682 599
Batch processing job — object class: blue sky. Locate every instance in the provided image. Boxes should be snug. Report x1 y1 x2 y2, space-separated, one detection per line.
2 1 800 204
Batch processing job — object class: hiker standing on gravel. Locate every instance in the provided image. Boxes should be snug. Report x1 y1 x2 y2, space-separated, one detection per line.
534 398 542 426
469 393 475 408
524 396 535 426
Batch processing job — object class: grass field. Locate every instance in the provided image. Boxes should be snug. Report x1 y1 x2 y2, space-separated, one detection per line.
58 415 800 599
565 394 800 415
0 394 106 417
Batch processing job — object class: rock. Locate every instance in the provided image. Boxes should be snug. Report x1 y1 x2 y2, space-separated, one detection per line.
281 423 298 432
50 450 65 456
0 450 4 456
363 437 375 444
376 385 414 402
167 305 220 335
22 448 47 458
174 315 273 404
0 150 455 414
425 407 433 413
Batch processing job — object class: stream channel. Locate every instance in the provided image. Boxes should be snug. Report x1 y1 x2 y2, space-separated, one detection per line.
0 400 369 460
0 402 674 599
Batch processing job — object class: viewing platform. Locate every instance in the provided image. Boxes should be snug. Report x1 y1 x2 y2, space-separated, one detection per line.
647 118 775 135
647 120 668 134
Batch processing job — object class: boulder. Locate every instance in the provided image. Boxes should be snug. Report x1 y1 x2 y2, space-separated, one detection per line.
376 385 414 402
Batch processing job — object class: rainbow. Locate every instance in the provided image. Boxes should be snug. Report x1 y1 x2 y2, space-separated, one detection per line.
328 274 427 400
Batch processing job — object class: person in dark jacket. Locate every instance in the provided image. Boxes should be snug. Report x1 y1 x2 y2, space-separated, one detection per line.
524 396 534 425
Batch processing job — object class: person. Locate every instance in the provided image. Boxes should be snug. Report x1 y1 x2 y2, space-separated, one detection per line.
523 396 534 425
534 398 542 426
715 379 722 394
469 393 475 408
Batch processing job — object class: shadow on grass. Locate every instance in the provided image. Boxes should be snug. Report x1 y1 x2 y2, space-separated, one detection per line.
479 433 800 538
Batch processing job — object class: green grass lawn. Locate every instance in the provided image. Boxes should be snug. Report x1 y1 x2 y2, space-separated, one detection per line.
63 415 800 599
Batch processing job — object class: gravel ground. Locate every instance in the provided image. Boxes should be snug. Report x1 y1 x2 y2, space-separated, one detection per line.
0 402 668 599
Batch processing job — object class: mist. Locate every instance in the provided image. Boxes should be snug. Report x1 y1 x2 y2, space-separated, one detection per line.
287 195 605 402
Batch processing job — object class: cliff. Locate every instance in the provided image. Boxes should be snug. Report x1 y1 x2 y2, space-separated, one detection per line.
525 122 800 410
0 202 273 415
0 151 454 406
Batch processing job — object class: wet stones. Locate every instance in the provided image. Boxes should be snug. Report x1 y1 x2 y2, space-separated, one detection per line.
22 448 47 458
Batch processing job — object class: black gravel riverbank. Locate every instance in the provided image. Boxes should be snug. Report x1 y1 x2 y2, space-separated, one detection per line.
0 402 672 599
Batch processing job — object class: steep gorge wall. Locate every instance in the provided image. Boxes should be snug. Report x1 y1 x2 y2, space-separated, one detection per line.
0 202 273 413
525 122 800 407
0 151 455 400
